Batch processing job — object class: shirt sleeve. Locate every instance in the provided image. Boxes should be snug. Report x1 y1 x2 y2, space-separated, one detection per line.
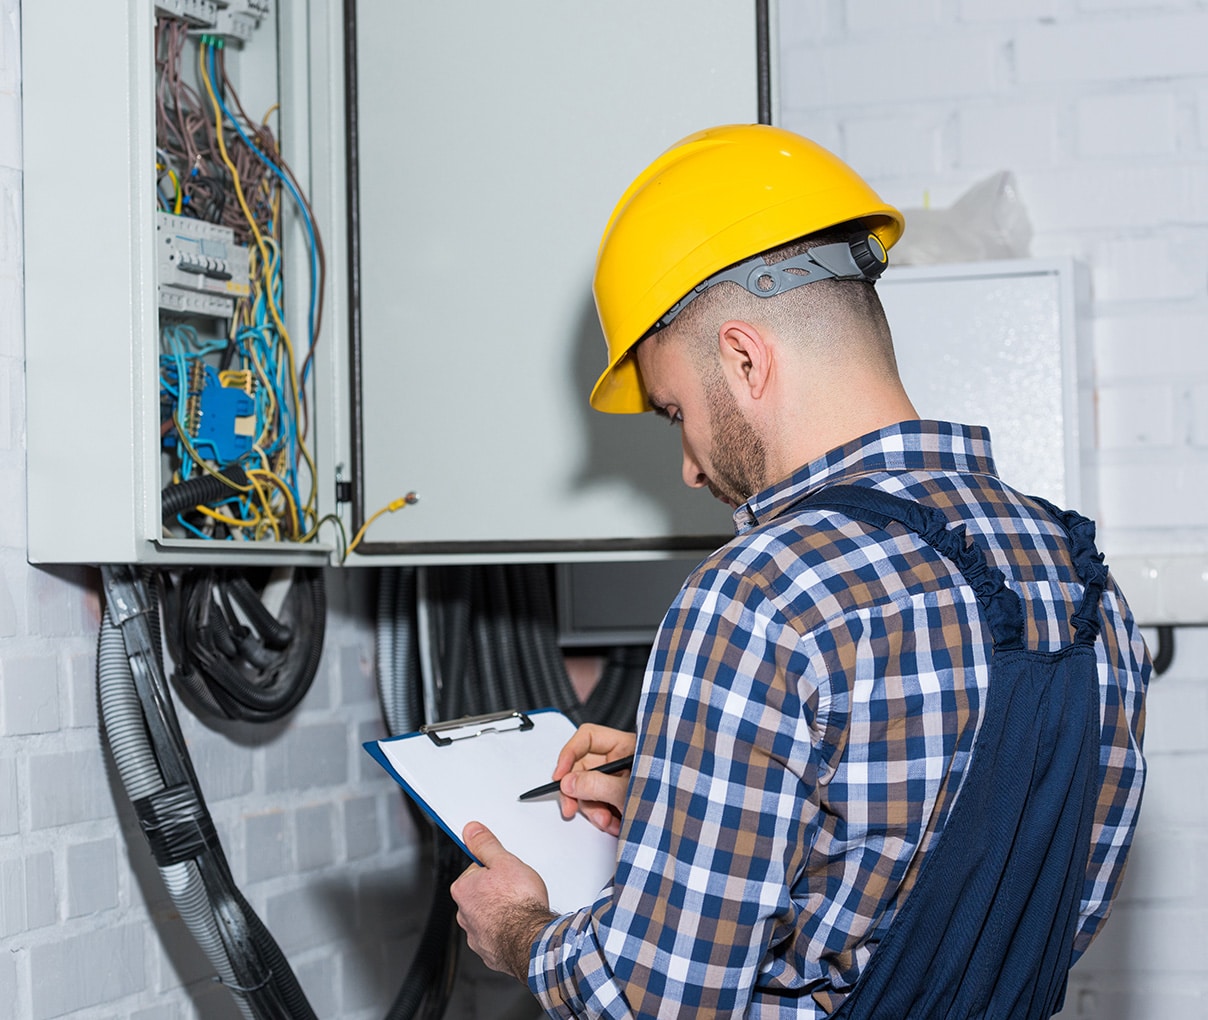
529 564 821 1019
1070 578 1151 960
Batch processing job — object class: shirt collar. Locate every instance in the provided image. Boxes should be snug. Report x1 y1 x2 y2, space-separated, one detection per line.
732 420 999 534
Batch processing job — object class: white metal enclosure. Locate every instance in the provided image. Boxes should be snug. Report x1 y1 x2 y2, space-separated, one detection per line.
23 0 764 565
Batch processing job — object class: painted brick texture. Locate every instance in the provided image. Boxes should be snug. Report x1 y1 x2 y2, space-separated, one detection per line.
2 3 1204 1020
779 4 1208 1017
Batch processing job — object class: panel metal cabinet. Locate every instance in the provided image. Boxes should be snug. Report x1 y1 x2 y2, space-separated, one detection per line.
345 2 761 559
23 0 766 566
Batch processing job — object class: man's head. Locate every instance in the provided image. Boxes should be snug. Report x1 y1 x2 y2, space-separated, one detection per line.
590 125 914 504
632 229 903 506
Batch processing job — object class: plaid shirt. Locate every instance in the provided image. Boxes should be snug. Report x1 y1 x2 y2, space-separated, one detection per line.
530 421 1149 1020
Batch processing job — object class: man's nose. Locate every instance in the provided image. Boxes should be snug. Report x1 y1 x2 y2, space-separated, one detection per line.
681 436 707 489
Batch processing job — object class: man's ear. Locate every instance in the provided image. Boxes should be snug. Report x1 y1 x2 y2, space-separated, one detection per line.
717 320 772 401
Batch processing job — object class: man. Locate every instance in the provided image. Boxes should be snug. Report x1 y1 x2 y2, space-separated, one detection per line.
451 125 1149 1018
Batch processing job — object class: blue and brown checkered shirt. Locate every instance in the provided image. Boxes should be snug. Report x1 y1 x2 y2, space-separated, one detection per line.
530 421 1149 1019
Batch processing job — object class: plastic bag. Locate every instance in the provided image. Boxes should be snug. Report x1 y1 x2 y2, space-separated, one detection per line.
892 170 1033 266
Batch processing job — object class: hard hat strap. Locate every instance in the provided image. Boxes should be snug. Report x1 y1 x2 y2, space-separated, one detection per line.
652 234 888 334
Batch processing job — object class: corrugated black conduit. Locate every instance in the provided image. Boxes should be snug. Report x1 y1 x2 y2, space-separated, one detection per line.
158 568 325 723
161 465 251 521
375 565 461 1020
99 566 316 1020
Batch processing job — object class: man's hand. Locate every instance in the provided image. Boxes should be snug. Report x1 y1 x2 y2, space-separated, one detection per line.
551 724 637 836
450 822 556 982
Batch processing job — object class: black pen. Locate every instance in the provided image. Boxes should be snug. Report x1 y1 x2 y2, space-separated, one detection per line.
518 755 635 801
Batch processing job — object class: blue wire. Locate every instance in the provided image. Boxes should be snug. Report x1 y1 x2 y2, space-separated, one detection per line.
175 513 213 541
207 43 319 386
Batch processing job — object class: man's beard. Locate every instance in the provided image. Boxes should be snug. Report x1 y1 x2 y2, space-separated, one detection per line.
705 379 766 507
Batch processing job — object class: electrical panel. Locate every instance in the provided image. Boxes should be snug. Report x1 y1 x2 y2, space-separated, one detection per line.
877 258 1091 513
24 0 767 566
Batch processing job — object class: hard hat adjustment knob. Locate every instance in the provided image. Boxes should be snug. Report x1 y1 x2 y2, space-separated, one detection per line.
849 234 889 279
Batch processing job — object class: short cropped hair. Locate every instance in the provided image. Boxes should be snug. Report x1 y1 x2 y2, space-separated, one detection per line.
659 222 899 380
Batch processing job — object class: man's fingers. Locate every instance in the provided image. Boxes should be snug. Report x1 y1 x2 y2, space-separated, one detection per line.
554 724 637 778
462 821 507 865
561 769 628 809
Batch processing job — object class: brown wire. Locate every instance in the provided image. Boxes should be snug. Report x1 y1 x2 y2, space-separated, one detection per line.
220 52 326 440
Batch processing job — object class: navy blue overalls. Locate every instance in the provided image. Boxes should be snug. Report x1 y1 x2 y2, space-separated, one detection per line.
799 484 1109 1020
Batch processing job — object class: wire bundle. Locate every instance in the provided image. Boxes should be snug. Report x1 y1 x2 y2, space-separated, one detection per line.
155 17 330 547
159 566 326 724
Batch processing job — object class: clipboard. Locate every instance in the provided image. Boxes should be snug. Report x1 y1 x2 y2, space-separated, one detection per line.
363 708 619 914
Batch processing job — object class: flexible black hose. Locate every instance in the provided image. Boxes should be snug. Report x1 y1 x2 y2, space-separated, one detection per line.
100 567 316 1020
469 570 504 714
376 567 399 721
229 575 293 649
522 565 581 722
165 569 325 723
397 570 424 733
505 567 547 710
161 465 250 520
584 645 649 728
583 651 627 725
487 568 528 712
608 649 647 730
422 843 464 1020
1151 624 1175 676
383 843 464 1020
240 884 318 1019
434 568 472 721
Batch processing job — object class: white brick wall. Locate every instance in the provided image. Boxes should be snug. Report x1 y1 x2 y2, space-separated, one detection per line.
778 2 1207 1016
3 1 1205 1017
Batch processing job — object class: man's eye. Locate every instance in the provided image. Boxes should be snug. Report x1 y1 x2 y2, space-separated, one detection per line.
666 409 683 428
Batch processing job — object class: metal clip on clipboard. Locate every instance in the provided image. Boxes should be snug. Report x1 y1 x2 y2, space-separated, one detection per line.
420 710 534 747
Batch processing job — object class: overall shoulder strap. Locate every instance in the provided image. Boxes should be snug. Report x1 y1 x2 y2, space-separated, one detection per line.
1026 495 1110 646
797 484 1025 651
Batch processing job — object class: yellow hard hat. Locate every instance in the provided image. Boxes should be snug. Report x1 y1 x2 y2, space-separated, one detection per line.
590 124 905 414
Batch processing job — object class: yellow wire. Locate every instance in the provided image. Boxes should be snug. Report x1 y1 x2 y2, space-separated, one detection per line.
248 474 281 540
301 512 349 561
345 495 415 559
195 504 261 528
200 45 319 534
248 468 300 539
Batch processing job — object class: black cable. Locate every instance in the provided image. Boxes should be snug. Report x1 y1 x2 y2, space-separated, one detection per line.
160 567 325 724
522 565 582 723
1151 624 1175 676
755 0 772 124
383 842 465 1020
433 568 472 721
487 568 528 712
580 644 648 730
